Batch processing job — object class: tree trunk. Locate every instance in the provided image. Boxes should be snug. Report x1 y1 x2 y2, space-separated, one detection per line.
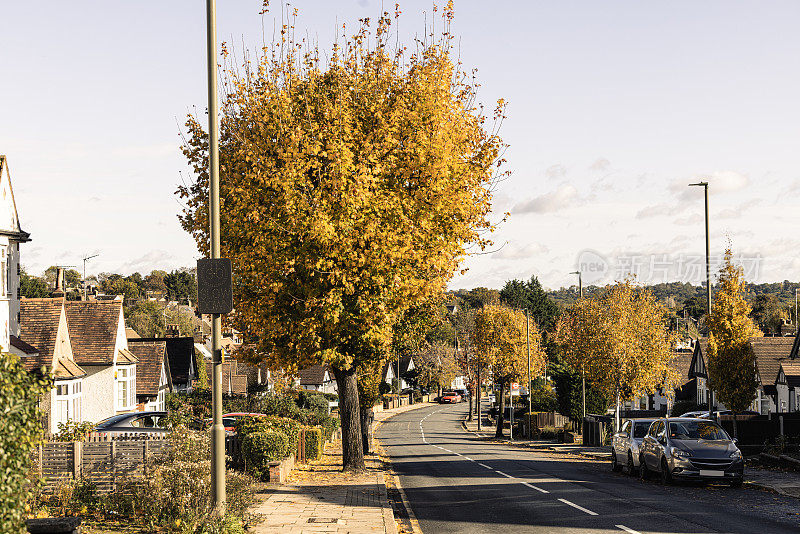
495 381 506 438
332 365 365 472
467 378 474 421
360 405 372 455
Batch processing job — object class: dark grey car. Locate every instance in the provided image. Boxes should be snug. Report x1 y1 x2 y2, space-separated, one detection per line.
639 417 743 486
94 411 168 435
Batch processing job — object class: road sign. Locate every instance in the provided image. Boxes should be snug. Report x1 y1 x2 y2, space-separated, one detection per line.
510 382 519 395
197 258 233 314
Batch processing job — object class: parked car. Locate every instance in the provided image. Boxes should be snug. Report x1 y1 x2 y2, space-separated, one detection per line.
94 411 168 436
639 417 743 487
203 412 269 434
698 410 759 419
611 418 656 474
439 391 462 404
677 410 708 418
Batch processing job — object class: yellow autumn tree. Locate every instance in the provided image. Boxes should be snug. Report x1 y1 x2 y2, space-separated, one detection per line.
707 248 762 437
470 305 546 437
178 5 505 470
555 280 677 429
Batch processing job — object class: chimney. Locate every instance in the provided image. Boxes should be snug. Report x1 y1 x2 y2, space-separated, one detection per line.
51 268 65 298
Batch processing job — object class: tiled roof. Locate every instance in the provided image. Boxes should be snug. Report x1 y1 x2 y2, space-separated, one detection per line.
11 335 38 355
791 334 800 360
132 336 196 385
298 364 329 385
19 298 64 371
117 348 139 365
128 341 167 397
65 300 122 365
399 354 414 375
126 327 141 339
751 336 794 386
781 360 800 388
668 349 694 384
53 359 86 380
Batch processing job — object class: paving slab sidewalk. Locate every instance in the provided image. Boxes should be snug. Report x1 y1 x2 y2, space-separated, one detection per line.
248 440 396 534
462 412 800 498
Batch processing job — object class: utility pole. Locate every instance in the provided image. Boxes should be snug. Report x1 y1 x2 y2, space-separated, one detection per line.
571 270 585 420
690 181 712 420
206 0 225 514
82 254 99 300
526 308 532 437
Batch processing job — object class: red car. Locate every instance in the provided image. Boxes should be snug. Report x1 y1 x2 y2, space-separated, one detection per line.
439 391 462 404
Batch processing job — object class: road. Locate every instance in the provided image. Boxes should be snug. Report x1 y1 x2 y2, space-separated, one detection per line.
376 403 800 534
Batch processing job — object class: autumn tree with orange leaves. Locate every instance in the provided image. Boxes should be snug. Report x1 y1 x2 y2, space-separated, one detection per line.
178 4 506 471
555 281 678 430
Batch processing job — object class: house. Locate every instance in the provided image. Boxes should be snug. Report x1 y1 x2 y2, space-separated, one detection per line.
0 155 31 352
132 336 197 391
298 364 337 394
751 336 796 413
779 361 800 413
19 298 86 434
127 341 172 411
65 299 139 423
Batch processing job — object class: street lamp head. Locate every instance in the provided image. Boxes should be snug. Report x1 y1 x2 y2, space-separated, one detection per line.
688 182 709 187
570 271 580 275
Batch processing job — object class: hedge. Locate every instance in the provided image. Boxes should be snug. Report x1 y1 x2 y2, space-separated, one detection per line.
303 427 323 462
235 415 303 452
241 431 289 480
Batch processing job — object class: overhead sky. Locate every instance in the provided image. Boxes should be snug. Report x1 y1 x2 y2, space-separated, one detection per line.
2 1 798 290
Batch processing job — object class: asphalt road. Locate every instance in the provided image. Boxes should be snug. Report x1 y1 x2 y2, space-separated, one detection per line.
376 403 800 534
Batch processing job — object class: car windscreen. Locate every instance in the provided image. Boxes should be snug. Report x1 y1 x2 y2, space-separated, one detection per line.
669 420 729 441
633 422 652 438
95 414 132 428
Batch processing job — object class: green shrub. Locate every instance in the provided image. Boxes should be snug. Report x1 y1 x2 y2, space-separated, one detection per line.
297 390 330 413
235 415 302 452
529 384 558 412
320 417 340 442
536 426 559 440
1 353 51 533
54 420 95 442
303 427 323 462
241 431 289 480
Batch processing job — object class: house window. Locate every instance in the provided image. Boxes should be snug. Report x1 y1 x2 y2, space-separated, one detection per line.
54 380 82 429
117 366 136 410
157 388 165 411
1 248 6 297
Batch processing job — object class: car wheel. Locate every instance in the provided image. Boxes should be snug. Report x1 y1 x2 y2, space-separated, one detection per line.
639 455 649 480
729 478 743 488
627 452 636 476
611 450 621 472
660 458 673 485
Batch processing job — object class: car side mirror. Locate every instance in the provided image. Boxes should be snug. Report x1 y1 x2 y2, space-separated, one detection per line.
733 438 739 446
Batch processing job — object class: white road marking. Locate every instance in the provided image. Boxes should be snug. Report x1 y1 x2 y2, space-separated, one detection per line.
496 470 514 479
615 526 641 534
478 463 492 469
558 498 598 516
464 457 473 461
521 482 549 493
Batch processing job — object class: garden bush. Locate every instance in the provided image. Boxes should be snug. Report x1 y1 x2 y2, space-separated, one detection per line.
1 352 51 533
235 415 303 453
241 431 289 480
53 420 95 442
303 427 323 462
296 390 330 413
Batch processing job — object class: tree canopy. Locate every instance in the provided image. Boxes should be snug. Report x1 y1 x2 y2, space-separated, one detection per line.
178 6 505 470
499 276 560 331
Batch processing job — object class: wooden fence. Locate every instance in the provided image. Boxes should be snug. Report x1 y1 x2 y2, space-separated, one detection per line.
35 434 169 494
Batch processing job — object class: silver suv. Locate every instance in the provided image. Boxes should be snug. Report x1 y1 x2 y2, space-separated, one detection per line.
639 417 743 487
611 418 656 474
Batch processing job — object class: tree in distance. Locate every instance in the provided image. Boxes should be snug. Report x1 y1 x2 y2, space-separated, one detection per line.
178 5 506 470
707 248 762 437
470 305 546 438
555 280 678 429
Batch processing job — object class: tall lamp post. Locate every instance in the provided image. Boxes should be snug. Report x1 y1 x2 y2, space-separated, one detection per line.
525 308 532 436
206 0 225 513
446 304 468 419
689 181 713 420
570 270 586 420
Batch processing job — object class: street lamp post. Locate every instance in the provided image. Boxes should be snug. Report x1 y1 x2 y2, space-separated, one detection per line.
689 181 713 420
526 308 532 437
570 270 586 420
206 0 225 513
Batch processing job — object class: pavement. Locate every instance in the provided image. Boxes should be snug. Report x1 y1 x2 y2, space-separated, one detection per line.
377 402 800 533
462 409 800 499
248 401 434 534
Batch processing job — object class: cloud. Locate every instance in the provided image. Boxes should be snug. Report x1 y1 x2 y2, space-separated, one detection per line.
492 242 550 260
590 158 610 172
513 184 579 214
673 213 703 226
114 249 179 274
636 203 674 219
545 164 567 179
671 170 749 200
716 199 762 219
